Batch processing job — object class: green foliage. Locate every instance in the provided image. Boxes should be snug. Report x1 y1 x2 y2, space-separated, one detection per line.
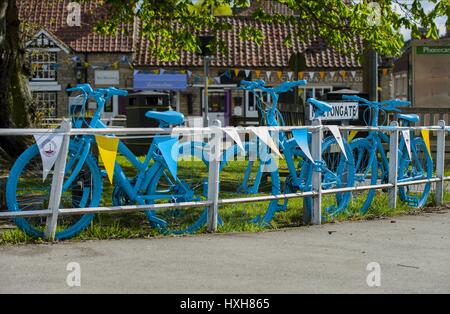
82 0 450 61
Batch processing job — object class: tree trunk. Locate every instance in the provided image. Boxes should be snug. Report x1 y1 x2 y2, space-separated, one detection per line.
0 0 33 162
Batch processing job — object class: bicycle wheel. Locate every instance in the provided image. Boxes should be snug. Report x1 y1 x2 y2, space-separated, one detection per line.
319 136 355 218
398 137 433 207
145 141 211 234
348 138 379 214
6 141 102 240
219 141 281 226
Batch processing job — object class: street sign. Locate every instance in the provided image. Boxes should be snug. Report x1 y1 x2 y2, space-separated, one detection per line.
133 73 187 91
309 102 359 121
416 46 450 55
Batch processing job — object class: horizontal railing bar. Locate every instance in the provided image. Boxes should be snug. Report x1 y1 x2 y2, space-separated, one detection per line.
0 209 53 218
1 124 448 137
219 191 316 205
58 200 214 216
397 177 441 186
321 183 393 194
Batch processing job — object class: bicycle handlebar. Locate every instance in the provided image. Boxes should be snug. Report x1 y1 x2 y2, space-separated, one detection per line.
67 84 128 99
380 99 411 107
239 79 307 94
343 95 411 111
66 84 94 95
96 87 129 98
342 94 371 105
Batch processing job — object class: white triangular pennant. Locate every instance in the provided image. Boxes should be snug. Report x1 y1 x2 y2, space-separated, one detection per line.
265 71 272 80
223 128 244 152
401 129 412 159
34 132 64 181
328 125 347 160
214 76 221 84
329 71 336 79
287 71 293 80
248 127 282 158
159 68 166 75
244 69 251 78
350 71 356 79
187 70 192 77
308 72 315 80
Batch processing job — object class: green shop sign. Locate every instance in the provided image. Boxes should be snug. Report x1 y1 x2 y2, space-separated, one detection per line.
416 46 450 55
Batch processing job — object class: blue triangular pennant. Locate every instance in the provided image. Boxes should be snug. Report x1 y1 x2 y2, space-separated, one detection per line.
291 129 314 162
154 136 180 179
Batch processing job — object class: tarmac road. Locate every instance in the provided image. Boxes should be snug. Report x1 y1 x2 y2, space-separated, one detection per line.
1 209 449 293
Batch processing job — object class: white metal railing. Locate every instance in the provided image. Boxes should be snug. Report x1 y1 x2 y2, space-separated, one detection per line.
0 118 448 241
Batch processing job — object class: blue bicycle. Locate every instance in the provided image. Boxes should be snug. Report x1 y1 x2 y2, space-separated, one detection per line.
6 84 210 239
345 95 433 213
220 79 355 225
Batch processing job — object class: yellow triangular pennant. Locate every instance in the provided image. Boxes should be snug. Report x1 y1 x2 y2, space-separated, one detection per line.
95 135 119 184
348 130 358 142
276 71 283 79
298 72 304 80
421 129 431 158
255 70 261 78
234 68 240 77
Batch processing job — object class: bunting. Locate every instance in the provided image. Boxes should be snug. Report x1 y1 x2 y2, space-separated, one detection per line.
276 71 283 79
291 129 313 162
34 132 64 181
421 130 432 158
401 129 412 159
328 125 347 160
248 127 282 158
95 135 119 184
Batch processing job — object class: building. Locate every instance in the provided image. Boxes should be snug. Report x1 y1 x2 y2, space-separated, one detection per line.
19 0 365 127
19 0 134 121
392 34 450 125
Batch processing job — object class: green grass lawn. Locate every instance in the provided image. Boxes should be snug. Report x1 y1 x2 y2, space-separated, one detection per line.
1 154 448 244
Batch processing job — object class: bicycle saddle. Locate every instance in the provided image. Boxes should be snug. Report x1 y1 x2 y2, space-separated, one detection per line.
397 113 420 123
145 110 185 126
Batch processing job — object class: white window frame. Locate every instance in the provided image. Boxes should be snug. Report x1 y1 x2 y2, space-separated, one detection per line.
299 86 333 100
29 50 58 81
33 91 58 117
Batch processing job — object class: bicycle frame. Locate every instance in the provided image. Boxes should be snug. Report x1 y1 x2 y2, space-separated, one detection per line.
65 90 194 208
233 81 332 193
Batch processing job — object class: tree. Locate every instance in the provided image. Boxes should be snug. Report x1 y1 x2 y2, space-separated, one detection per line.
94 0 450 61
0 0 34 161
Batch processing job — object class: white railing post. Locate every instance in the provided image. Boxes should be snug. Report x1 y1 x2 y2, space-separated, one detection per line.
311 119 323 225
207 120 222 232
388 121 399 209
436 120 446 205
44 119 72 241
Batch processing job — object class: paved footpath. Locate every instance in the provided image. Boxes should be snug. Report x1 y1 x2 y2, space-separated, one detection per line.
1 209 450 293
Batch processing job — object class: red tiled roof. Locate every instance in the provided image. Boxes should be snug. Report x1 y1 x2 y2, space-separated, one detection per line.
19 1 361 68
18 0 134 52
134 16 362 68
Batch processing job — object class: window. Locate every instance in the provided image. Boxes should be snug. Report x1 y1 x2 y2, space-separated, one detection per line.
27 33 59 49
29 51 57 80
299 86 333 102
33 92 57 117
128 98 136 106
